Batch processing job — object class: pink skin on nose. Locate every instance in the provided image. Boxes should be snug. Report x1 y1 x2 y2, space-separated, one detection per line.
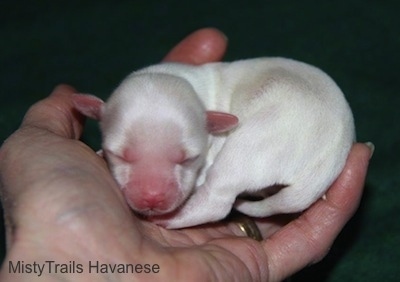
123 175 180 213
121 148 184 215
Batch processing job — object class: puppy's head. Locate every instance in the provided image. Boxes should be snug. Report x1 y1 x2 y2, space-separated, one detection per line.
73 73 238 216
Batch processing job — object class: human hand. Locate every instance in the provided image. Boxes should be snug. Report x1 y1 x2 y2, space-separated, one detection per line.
0 28 372 281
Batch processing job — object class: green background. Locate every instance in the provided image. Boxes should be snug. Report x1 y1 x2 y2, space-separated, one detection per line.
1 0 399 280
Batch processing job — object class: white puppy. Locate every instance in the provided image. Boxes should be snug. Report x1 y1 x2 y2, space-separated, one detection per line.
73 57 355 229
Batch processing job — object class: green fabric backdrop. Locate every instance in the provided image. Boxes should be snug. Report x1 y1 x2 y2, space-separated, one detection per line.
1 0 399 280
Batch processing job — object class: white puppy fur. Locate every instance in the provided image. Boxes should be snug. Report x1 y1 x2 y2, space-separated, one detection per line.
73 57 355 229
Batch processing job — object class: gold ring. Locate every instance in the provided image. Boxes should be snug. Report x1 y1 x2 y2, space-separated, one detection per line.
230 211 263 241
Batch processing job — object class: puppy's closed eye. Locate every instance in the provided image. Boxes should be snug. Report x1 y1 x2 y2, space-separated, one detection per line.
179 154 200 166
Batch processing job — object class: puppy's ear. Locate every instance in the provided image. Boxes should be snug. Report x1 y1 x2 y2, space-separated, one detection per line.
72 94 105 120
206 111 239 134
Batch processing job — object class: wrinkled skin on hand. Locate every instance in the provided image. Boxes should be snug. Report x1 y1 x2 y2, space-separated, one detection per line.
0 28 371 281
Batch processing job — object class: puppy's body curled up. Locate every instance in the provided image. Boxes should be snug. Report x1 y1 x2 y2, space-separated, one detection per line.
73 58 355 229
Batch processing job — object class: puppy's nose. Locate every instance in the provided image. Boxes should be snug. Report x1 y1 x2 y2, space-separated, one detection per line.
124 178 179 213
141 192 167 209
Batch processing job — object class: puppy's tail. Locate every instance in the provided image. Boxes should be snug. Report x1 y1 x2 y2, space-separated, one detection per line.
233 182 324 217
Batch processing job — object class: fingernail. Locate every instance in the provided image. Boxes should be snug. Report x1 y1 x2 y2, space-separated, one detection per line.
364 142 375 159
208 27 228 43
220 31 229 42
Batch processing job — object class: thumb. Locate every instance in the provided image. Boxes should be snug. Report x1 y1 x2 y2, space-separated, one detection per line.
21 84 85 139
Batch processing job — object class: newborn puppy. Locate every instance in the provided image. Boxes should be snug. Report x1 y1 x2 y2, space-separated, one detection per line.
73 57 355 229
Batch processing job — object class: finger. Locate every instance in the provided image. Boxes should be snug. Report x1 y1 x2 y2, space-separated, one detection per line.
21 84 85 139
264 143 371 281
1 84 127 229
163 28 227 64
